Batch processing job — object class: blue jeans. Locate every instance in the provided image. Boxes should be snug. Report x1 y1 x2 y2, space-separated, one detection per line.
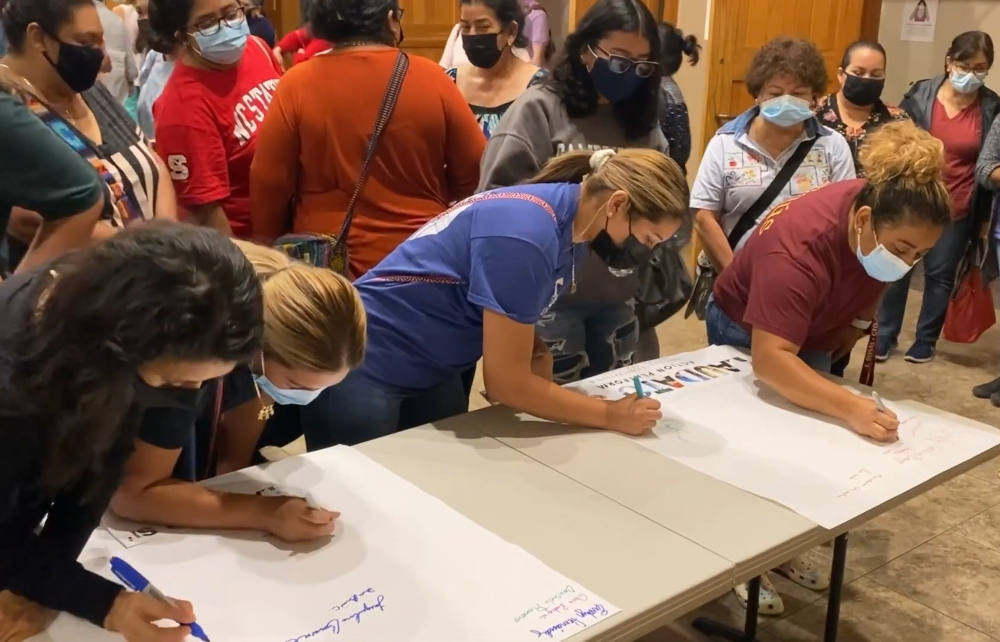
536 301 639 384
301 369 469 451
878 215 972 348
705 296 833 372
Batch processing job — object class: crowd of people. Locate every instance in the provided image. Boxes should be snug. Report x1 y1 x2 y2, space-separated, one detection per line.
0 0 998 638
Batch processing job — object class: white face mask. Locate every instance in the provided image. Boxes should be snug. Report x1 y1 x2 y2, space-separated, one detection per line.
855 223 915 282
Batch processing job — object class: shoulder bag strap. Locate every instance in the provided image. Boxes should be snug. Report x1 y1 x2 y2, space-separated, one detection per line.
726 136 818 248
336 51 410 244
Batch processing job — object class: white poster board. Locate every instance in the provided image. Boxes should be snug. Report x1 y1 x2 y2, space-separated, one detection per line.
38 447 619 641
900 0 938 42
570 346 1000 529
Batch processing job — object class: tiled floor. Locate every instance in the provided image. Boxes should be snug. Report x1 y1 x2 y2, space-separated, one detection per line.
627 290 1000 642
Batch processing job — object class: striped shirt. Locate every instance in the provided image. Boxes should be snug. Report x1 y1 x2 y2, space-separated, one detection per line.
81 83 161 224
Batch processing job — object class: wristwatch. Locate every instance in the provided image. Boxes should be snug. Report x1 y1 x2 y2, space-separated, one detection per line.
851 318 874 332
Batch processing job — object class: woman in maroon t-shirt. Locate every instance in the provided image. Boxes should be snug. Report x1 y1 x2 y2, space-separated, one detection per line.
707 122 950 615
709 122 949 442
877 31 999 363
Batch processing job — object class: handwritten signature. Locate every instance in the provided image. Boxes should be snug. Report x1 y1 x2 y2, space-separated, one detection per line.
283 588 386 641
529 603 609 638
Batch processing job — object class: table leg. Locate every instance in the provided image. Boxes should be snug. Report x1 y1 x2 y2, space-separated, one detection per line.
824 533 849 642
692 575 760 641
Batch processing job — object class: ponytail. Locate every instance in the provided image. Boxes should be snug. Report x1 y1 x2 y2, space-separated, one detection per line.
527 148 690 225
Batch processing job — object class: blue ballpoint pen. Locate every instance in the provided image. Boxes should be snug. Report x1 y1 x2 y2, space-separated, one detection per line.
110 557 210 642
633 375 645 399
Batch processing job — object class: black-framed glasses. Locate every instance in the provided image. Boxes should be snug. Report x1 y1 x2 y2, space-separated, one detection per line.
189 5 246 38
589 44 659 78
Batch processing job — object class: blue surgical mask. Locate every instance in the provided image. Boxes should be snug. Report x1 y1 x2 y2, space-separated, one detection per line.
759 95 815 127
191 17 249 65
950 70 986 94
856 223 914 282
254 373 324 406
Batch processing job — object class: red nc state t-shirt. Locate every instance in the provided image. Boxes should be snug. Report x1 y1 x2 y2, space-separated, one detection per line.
154 37 281 237
713 179 885 352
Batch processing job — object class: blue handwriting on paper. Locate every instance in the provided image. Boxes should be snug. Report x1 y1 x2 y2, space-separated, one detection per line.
283 587 386 641
528 600 609 638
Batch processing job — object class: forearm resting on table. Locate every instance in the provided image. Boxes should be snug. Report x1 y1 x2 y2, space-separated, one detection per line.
485 369 610 429
752 342 858 422
111 479 271 532
694 209 733 272
186 202 232 235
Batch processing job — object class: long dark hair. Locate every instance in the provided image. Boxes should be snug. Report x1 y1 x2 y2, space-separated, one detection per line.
546 0 661 140
7 223 262 496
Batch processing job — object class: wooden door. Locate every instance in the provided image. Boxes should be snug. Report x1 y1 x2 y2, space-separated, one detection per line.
400 0 459 61
700 0 866 151
262 0 303 41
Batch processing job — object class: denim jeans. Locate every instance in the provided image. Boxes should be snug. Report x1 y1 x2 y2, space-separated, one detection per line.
705 296 833 372
878 215 973 348
301 370 469 451
536 301 639 384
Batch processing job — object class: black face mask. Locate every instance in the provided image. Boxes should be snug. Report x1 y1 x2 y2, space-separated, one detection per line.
43 38 105 93
841 74 885 107
590 223 652 276
462 32 504 69
588 56 644 103
133 377 209 412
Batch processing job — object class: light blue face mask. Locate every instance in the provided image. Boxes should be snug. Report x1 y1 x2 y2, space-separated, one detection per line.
191 16 249 65
759 94 815 127
856 222 915 283
254 373 324 406
950 70 987 94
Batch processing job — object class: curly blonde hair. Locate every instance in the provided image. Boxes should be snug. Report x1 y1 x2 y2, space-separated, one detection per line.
857 120 950 228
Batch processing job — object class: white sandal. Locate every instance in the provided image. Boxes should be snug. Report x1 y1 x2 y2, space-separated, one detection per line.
733 572 784 615
775 557 830 591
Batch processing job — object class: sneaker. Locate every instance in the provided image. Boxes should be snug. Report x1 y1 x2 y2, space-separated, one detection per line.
973 377 1000 399
775 557 830 591
904 342 935 363
733 573 784 615
875 336 895 362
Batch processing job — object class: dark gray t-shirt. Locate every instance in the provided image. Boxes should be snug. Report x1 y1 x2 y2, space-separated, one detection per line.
478 85 669 304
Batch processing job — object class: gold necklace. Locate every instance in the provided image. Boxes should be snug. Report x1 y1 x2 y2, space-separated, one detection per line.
252 376 275 421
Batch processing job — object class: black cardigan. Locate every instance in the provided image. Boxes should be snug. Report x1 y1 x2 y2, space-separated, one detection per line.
0 271 125 627
900 74 1000 232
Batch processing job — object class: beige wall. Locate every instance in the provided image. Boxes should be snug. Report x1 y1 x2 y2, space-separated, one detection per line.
878 0 1000 104
672 0 713 182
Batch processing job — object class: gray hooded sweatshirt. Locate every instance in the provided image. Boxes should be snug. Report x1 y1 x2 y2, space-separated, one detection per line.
478 84 668 305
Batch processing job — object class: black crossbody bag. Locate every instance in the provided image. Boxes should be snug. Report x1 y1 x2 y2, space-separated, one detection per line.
685 137 818 320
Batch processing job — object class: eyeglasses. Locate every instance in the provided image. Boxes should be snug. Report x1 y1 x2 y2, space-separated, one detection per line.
951 58 990 75
589 44 659 78
189 5 246 38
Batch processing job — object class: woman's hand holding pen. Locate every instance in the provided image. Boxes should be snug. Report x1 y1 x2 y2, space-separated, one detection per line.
104 591 194 642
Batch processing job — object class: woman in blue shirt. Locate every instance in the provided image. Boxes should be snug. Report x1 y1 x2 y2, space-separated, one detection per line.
303 148 690 448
